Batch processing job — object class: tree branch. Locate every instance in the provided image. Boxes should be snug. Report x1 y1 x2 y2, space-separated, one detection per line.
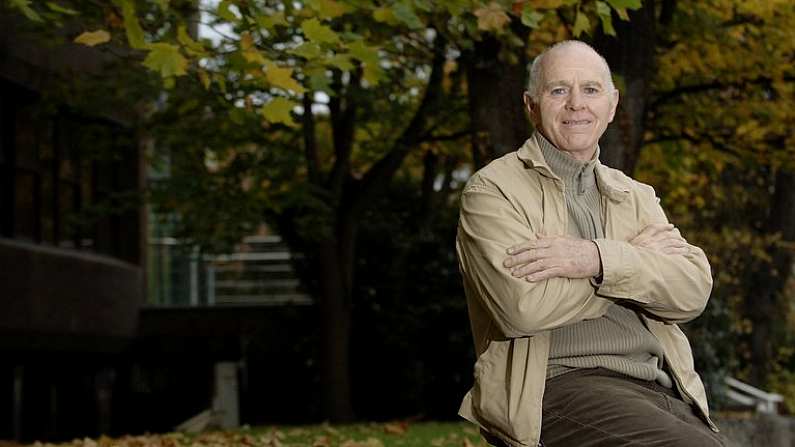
423 128 473 142
650 75 793 111
302 92 321 185
327 68 362 197
350 33 447 216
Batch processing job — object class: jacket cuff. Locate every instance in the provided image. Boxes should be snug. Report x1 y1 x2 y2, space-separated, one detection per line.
592 239 636 299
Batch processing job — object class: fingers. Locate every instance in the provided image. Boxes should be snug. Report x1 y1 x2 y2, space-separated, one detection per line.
506 237 552 255
504 236 557 267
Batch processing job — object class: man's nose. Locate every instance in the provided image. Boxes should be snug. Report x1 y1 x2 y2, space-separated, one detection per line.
566 89 584 110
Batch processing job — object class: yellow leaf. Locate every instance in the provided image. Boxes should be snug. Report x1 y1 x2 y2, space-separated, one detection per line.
264 61 306 94
474 2 511 32
74 30 111 47
261 97 299 126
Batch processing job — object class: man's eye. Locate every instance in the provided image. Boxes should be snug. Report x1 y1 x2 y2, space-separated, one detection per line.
550 87 567 95
584 87 600 95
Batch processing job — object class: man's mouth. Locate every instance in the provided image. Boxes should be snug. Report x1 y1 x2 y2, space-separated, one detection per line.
563 119 592 125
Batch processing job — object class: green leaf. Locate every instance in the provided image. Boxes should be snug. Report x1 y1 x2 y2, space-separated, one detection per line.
413 0 434 12
264 61 306 94
301 18 341 44
306 67 332 92
261 97 299 126
178 24 205 55
372 6 399 25
143 43 188 78
74 30 112 47
393 1 423 29
10 0 42 22
214 73 227 93
605 0 642 21
327 53 354 71
198 69 211 90
240 33 267 65
347 40 378 65
117 0 146 49
520 4 544 29
256 11 288 30
217 0 240 23
289 42 323 59
307 0 349 19
572 10 591 37
442 0 469 16
46 2 78 15
596 1 616 36
363 64 384 86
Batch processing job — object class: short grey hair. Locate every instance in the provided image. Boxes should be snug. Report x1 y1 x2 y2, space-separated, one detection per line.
526 40 616 101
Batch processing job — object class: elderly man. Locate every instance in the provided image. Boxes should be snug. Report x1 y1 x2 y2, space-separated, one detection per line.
456 40 725 447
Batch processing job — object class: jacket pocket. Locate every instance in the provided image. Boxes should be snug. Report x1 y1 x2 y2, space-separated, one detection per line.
472 337 546 446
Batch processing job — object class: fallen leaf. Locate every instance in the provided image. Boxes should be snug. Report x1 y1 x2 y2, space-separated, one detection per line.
384 421 408 435
312 435 330 447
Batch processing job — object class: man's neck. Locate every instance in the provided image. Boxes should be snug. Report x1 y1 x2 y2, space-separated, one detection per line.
536 130 598 162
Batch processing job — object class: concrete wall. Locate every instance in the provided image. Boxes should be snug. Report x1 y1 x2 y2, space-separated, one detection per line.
0 238 142 352
717 414 795 447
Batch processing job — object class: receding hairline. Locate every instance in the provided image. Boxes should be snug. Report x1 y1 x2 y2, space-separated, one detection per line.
527 40 615 100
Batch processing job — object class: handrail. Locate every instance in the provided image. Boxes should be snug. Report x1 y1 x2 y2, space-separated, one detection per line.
725 376 784 414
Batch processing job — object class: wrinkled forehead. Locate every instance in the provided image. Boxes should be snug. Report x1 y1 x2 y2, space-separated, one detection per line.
542 45 611 85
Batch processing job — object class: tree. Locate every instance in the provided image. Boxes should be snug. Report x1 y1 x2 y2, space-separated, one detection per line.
14 0 641 420
636 0 795 397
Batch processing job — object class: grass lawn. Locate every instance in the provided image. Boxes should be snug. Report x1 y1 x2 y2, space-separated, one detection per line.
21 421 489 447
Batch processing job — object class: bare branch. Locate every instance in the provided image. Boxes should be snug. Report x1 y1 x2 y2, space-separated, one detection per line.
302 92 321 185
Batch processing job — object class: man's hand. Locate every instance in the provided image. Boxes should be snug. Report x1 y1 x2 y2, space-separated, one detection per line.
630 223 690 256
503 236 601 282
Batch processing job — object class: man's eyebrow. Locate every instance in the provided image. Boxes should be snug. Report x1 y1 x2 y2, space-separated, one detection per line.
543 80 572 89
582 80 605 87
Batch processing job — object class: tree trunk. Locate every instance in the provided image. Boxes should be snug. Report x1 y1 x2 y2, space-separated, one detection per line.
746 168 795 385
465 31 531 166
316 220 356 422
593 3 657 175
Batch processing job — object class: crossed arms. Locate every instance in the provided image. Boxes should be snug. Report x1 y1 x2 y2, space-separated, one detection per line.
456 180 713 339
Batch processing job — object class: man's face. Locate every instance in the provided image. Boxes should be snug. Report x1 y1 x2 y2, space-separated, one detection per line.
525 45 619 161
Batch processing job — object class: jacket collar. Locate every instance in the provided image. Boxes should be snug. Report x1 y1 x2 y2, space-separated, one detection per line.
517 132 631 203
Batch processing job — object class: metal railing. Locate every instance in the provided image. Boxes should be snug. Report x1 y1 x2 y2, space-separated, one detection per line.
725 376 784 414
147 235 312 307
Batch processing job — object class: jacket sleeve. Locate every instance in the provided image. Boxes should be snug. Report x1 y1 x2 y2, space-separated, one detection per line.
593 184 713 323
457 179 613 339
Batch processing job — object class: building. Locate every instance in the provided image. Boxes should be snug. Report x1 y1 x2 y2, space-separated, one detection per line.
0 13 145 441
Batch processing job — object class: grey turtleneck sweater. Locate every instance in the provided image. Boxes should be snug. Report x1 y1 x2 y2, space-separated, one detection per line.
535 132 672 388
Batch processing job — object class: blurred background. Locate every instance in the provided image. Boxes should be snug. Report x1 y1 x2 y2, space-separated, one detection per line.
0 0 793 443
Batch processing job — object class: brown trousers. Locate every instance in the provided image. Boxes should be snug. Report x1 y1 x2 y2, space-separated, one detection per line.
484 368 727 447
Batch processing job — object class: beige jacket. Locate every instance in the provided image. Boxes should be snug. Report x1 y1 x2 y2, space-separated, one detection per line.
457 137 717 447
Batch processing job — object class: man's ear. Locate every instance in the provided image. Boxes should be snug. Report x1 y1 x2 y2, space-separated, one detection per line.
608 89 619 122
523 91 538 125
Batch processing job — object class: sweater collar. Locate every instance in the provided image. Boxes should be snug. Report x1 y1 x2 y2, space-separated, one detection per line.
535 132 598 195
517 131 631 202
